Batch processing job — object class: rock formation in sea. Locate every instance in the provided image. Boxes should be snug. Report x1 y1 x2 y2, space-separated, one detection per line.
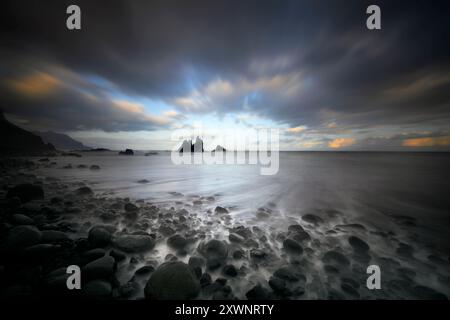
212 145 226 152
118 148 134 155
178 136 205 153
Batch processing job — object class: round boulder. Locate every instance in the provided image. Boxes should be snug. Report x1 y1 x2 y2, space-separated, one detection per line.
7 225 42 248
144 262 200 300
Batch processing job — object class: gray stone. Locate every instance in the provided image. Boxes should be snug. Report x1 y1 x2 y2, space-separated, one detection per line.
144 262 200 300
7 225 42 248
82 256 115 280
113 234 155 253
88 226 112 247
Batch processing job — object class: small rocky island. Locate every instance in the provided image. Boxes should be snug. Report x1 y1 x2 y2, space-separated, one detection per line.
119 149 134 156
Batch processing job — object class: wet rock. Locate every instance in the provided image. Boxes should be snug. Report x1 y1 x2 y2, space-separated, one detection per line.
288 224 304 233
233 250 244 259
200 273 212 287
348 236 370 252
324 265 340 274
7 225 42 248
83 280 112 298
336 223 366 231
269 277 291 297
167 234 188 250
222 265 238 277
341 277 360 289
124 203 138 212
328 289 346 300
75 186 93 196
88 226 111 247
113 234 155 253
206 258 222 271
82 256 115 280
23 244 61 259
250 249 267 260
11 214 34 225
135 265 155 276
158 226 175 237
246 284 270 300
7 184 44 203
341 283 360 298
243 238 259 248
144 261 200 300
119 281 140 298
283 238 303 254
41 230 70 243
137 179 150 184
302 214 324 224
273 266 306 282
198 239 228 261
89 165 101 170
228 233 244 243
229 226 253 239
396 243 414 258
413 285 447 300
323 250 350 267
215 206 229 214
391 215 417 227
82 248 106 262
291 230 311 242
188 256 205 269
109 249 126 262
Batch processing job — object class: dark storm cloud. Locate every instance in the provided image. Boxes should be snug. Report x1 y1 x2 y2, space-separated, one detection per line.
0 0 449 140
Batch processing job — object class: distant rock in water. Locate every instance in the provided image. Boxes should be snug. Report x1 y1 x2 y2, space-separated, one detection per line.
178 136 204 153
212 145 226 152
145 152 158 156
119 148 134 155
0 110 55 155
34 131 90 150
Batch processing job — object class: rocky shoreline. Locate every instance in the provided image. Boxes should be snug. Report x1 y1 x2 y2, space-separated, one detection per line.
0 158 449 300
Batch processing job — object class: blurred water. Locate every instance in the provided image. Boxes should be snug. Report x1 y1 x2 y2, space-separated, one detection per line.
39 151 450 238
36 151 450 298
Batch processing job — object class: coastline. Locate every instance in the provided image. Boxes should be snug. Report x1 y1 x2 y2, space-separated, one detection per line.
0 157 449 300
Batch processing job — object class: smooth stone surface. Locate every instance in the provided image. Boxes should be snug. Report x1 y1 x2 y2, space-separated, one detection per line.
41 230 70 243
144 262 200 300
246 284 270 300
75 186 93 196
83 280 112 298
7 225 42 248
113 234 155 253
283 238 304 254
273 266 306 282
88 226 112 247
11 214 34 225
167 234 188 250
198 240 228 260
348 236 370 252
82 256 115 280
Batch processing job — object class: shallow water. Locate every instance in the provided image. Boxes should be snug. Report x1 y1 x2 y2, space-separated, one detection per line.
36 151 450 299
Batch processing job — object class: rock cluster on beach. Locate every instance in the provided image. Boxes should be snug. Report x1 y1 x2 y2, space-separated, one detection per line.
0 157 449 300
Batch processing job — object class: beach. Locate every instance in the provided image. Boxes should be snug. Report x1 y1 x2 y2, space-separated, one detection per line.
0 152 449 300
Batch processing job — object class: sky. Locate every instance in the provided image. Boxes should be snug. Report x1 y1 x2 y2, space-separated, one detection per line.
1 0 449 151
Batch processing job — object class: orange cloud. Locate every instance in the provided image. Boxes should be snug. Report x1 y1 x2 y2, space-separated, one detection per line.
402 136 450 147
112 99 171 126
287 126 307 133
328 137 356 149
113 100 145 114
7 72 61 96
